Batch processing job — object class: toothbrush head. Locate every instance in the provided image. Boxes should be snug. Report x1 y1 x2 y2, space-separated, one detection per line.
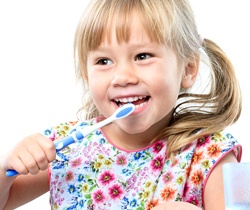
115 103 135 119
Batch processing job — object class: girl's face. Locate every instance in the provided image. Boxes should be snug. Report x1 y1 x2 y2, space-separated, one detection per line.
87 16 197 147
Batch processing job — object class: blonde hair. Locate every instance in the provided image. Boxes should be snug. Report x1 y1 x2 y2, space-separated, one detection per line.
74 0 241 158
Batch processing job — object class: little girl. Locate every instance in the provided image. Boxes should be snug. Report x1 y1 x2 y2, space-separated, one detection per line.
0 0 242 209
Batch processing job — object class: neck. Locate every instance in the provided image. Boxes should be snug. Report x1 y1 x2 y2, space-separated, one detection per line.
101 116 170 150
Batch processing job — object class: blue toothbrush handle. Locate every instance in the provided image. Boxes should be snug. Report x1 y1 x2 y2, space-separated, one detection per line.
54 135 75 152
6 130 85 177
6 169 19 177
54 130 84 151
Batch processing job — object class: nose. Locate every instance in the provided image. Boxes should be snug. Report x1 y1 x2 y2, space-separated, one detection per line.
111 63 139 87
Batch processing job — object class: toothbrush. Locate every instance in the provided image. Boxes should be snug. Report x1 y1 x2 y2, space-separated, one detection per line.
6 103 135 177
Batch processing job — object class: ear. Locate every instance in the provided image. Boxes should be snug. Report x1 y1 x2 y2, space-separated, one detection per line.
181 54 200 89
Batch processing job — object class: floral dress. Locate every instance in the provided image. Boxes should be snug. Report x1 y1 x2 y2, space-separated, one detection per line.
43 118 242 210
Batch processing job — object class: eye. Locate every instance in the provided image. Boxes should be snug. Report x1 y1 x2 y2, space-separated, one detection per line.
135 53 152 61
96 58 113 65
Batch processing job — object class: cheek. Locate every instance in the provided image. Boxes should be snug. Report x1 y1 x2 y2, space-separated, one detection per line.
88 71 108 103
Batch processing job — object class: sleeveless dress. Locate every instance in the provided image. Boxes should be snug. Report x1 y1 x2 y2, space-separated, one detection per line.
43 118 242 210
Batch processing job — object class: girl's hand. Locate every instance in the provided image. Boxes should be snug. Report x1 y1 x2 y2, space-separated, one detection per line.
1 133 56 175
152 201 202 210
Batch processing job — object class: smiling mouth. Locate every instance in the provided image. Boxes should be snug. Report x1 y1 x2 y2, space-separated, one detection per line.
113 96 150 108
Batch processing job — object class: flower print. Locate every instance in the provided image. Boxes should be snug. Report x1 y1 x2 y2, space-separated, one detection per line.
62 125 70 131
191 150 203 164
134 152 142 160
52 161 65 170
130 198 138 207
79 121 89 127
145 199 159 210
212 132 225 142
183 182 190 197
150 155 164 172
80 184 89 193
153 141 164 154
142 190 151 199
207 143 221 158
152 184 157 192
176 176 184 185
98 155 104 160
197 135 210 147
202 160 210 169
98 170 115 186
47 130 56 141
116 155 127 166
99 138 106 144
59 129 67 136
44 129 52 136
70 157 82 168
108 184 124 200
160 185 177 201
69 121 77 126
78 174 84 182
186 195 199 206
68 185 76 194
144 181 153 188
93 161 102 171
78 199 84 208
121 197 129 208
122 168 129 174
104 159 112 167
190 170 204 185
66 171 74 182
92 189 106 204
162 171 174 184
185 165 191 177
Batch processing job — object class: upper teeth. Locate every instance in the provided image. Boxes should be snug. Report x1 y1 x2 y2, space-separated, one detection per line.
114 96 146 103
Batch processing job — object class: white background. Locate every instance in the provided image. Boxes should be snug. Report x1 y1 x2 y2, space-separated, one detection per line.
0 1 249 209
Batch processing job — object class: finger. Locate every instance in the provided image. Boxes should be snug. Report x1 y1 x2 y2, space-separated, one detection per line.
19 149 40 175
27 143 49 171
8 156 29 175
36 135 57 162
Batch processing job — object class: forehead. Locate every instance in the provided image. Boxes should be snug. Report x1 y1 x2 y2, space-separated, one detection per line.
82 6 165 52
101 12 151 46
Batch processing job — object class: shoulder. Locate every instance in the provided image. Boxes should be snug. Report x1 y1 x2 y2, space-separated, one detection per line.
193 130 242 162
188 130 242 180
179 130 241 207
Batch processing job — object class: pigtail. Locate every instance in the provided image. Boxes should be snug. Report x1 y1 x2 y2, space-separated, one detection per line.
203 38 241 124
156 39 242 160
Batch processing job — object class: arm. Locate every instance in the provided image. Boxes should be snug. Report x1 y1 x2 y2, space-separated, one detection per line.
0 133 56 209
1 170 49 210
203 151 237 210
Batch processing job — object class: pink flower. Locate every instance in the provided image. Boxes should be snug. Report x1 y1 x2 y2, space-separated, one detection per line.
115 155 127 166
186 195 199 206
108 184 124 200
98 170 115 186
70 157 82 167
65 171 74 182
153 141 164 153
92 189 106 204
162 171 174 184
197 135 210 147
150 155 164 172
